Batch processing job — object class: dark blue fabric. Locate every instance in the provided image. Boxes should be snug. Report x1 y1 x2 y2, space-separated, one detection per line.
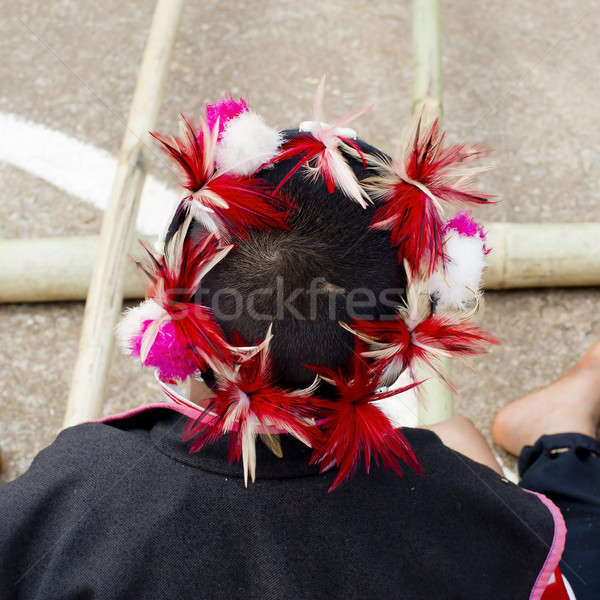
519 433 600 599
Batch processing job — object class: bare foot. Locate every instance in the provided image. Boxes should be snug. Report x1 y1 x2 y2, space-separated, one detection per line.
492 341 600 456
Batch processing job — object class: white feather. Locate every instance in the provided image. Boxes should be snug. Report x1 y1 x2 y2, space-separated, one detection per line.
115 299 166 354
373 368 418 428
299 120 357 140
215 111 282 175
428 231 487 311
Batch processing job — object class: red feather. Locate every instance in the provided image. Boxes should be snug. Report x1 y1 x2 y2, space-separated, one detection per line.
204 174 295 238
307 344 422 492
413 316 499 356
350 313 499 383
184 331 319 486
150 115 211 193
371 179 446 275
271 133 330 191
370 115 493 274
137 230 234 372
151 115 294 239
268 75 371 207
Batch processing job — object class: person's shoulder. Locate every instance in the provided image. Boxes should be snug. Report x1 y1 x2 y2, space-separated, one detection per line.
0 405 184 513
28 405 178 479
401 424 557 542
400 426 457 471
64 403 171 439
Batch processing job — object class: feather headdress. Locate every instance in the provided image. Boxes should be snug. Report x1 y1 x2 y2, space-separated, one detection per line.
184 328 320 486
367 111 492 275
118 81 500 492
308 343 422 491
151 115 294 239
271 75 372 207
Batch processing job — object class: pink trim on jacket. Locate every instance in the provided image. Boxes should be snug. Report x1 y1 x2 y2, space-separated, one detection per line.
92 402 200 424
524 490 568 600
92 402 289 433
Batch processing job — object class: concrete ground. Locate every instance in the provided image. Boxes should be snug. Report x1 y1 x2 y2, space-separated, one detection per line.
1 1 599 483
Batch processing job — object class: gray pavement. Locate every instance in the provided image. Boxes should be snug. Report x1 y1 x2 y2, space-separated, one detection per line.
1 1 599 482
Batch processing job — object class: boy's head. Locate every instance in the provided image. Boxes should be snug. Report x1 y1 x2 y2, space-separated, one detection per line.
117 80 495 489
165 132 406 389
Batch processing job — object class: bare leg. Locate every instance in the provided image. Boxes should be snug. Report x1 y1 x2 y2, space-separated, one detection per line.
425 416 504 475
492 341 600 456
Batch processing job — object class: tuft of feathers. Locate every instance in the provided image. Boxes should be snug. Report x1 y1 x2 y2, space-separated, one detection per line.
367 110 492 275
308 342 422 492
120 225 235 381
216 110 283 175
184 328 319 486
151 115 293 239
151 114 213 194
345 269 499 388
131 319 204 382
117 299 207 382
116 299 165 355
428 212 489 311
444 211 488 242
270 75 372 208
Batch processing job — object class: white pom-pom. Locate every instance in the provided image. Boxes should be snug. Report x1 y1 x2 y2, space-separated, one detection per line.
115 299 165 354
428 231 487 311
215 111 282 175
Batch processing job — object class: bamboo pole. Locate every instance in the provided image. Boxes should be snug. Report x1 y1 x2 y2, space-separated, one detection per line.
62 0 183 428
3 224 600 304
412 0 442 116
483 223 600 289
411 0 452 425
0 236 149 303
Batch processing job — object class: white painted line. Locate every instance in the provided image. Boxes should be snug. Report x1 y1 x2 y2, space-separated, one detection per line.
0 112 179 236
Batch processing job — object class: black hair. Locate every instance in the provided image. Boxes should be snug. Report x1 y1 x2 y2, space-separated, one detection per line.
165 132 406 388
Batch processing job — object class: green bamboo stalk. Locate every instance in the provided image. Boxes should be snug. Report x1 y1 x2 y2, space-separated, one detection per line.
411 0 453 425
3 224 600 303
412 0 443 118
63 0 184 428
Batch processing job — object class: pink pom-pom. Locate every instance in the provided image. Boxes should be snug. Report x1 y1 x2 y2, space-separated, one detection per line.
443 211 490 254
444 211 485 239
205 95 249 140
131 320 199 382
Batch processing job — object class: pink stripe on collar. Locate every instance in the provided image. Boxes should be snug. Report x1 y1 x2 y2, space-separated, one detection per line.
92 402 199 424
524 489 567 600
92 402 310 435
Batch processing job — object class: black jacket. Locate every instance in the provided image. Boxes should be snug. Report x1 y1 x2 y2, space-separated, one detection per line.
0 405 559 599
